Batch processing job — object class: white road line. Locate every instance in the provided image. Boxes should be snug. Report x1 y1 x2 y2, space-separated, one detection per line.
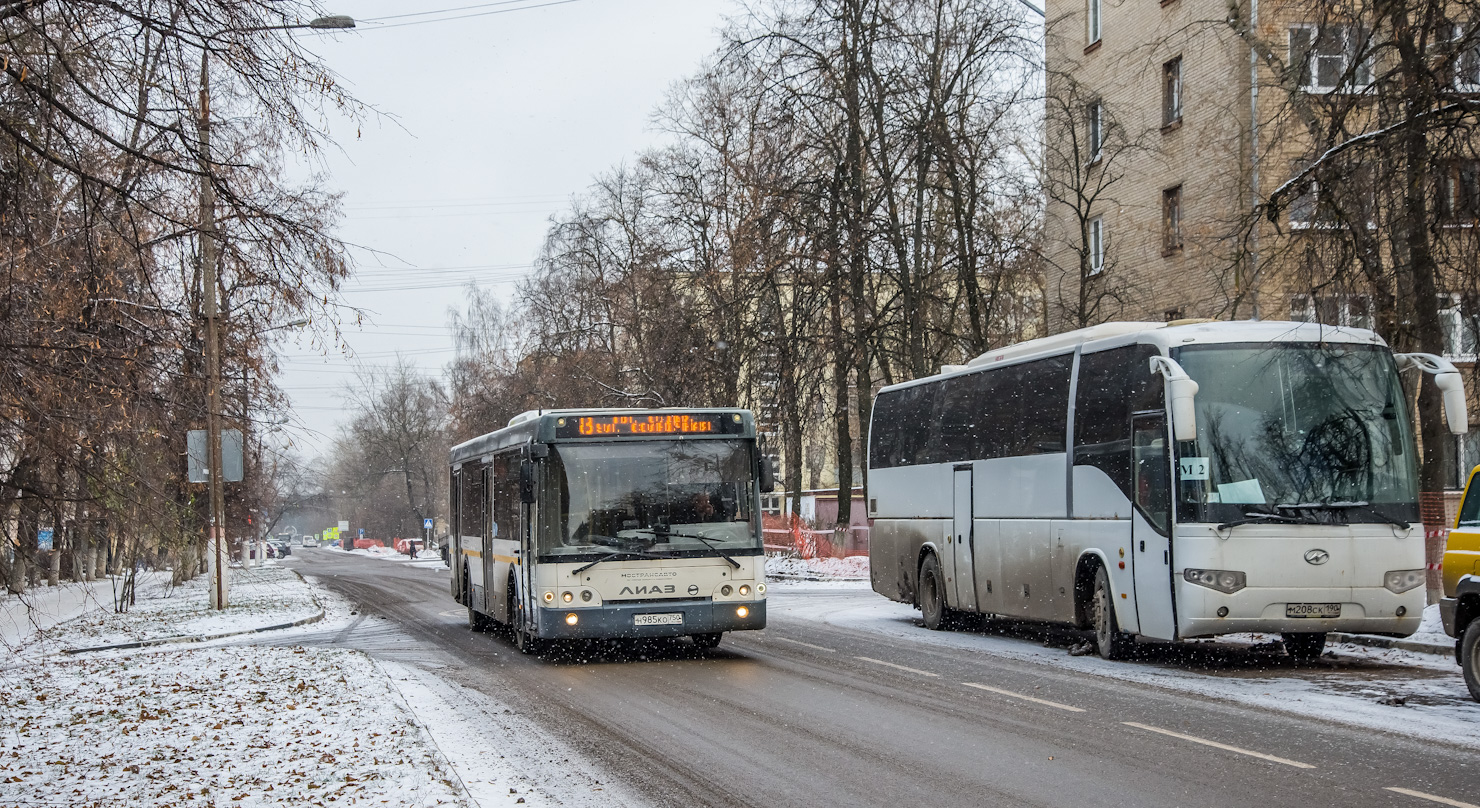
769 636 837 653
961 682 1086 713
855 656 940 677
1121 722 1315 769
1385 787 1480 808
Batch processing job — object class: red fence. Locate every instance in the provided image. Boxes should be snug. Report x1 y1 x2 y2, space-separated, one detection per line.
762 513 869 559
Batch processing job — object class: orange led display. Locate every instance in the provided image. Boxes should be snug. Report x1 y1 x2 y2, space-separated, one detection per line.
554 413 735 438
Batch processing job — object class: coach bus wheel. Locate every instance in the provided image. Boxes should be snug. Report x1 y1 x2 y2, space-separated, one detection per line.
1281 632 1327 662
1459 618 1480 702
692 633 722 651
919 554 950 631
1092 566 1132 660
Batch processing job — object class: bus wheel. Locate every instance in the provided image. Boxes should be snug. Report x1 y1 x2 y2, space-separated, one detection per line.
1092 566 1133 660
919 554 949 631
1462 618 1480 702
1282 632 1327 662
514 623 543 655
467 600 490 632
691 633 722 651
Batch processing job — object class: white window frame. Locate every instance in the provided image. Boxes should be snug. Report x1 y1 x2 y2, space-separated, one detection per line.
1087 100 1103 163
1290 25 1373 94
1088 216 1105 275
1163 57 1183 125
1439 293 1478 359
1289 294 1374 330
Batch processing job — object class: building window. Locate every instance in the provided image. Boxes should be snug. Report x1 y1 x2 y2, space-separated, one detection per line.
1088 216 1105 275
1452 24 1480 90
1086 100 1103 163
1290 294 1374 330
1440 294 1480 357
1290 26 1373 93
1162 185 1183 254
1440 160 1480 220
1163 57 1183 126
1087 0 1101 44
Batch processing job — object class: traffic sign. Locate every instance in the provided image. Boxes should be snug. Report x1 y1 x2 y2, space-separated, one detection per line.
423 518 433 530
358 528 364 537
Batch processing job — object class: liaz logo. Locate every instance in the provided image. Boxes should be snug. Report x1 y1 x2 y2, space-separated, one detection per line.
620 584 676 596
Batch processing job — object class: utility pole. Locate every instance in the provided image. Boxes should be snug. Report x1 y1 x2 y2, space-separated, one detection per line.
200 50 229 610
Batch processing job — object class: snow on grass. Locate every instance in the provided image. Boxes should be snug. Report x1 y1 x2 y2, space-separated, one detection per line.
0 645 467 807
770 588 1480 749
1 576 154 660
765 554 870 582
16 565 320 656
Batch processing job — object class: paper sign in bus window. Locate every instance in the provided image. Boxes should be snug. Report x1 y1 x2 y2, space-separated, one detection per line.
1217 478 1265 504
1178 457 1209 480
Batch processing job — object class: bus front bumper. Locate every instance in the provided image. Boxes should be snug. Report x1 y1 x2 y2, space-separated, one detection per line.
534 599 767 640
1177 584 1424 638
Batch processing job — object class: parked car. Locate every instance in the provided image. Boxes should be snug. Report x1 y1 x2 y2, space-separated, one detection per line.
272 540 292 558
1443 470 1480 702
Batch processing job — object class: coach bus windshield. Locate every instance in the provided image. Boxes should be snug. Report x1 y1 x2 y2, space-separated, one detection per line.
539 439 761 559
1172 342 1419 524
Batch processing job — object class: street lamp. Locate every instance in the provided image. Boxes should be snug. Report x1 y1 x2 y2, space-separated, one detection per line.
199 15 353 610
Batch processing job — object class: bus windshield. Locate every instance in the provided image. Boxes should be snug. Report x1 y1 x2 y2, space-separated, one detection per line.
539 439 760 559
1172 342 1418 524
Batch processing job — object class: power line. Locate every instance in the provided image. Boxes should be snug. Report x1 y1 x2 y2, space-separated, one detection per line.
363 0 556 23
360 0 589 31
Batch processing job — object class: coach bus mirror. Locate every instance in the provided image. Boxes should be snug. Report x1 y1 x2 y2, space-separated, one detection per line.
1438 371 1469 435
519 460 536 503
758 456 775 492
1150 356 1200 442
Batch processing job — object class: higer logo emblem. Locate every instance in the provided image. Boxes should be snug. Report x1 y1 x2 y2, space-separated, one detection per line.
1304 549 1330 565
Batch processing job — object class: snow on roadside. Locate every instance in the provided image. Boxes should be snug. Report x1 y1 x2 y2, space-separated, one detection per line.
771 588 1480 749
14 565 320 657
1 575 156 660
0 645 467 807
766 554 870 582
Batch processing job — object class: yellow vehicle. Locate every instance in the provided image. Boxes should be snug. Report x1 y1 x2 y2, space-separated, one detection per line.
1442 469 1480 702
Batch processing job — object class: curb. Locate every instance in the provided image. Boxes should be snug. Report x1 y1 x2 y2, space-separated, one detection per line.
1330 631 1455 658
61 608 326 655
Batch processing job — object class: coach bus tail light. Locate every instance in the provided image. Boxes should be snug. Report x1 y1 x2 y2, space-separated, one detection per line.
1183 568 1246 594
1383 569 1425 594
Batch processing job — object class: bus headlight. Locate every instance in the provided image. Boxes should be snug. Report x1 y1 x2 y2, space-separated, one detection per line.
721 584 733 596
1183 568 1246 594
581 590 593 602
543 591 555 603
738 584 751 597
562 591 573 603
736 606 749 618
565 613 579 625
1383 569 1425 594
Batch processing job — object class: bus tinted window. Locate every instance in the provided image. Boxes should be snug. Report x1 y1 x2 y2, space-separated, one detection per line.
870 382 938 468
1005 356 1072 456
1073 345 1164 499
491 453 519 540
460 462 487 538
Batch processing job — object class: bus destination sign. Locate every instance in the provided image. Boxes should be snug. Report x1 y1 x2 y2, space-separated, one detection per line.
554 413 737 438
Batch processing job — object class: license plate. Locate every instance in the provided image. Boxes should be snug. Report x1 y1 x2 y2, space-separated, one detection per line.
1286 603 1341 618
634 613 683 626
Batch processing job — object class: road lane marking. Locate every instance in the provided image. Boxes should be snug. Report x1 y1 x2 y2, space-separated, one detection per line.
1121 722 1314 769
962 682 1086 712
1385 787 1480 808
769 636 837 653
855 656 939 677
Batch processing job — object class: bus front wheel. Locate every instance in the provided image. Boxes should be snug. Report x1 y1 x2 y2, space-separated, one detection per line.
1459 618 1480 702
1092 566 1133 660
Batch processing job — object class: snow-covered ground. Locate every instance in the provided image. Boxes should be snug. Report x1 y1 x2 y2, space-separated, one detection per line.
0 645 467 807
338 545 449 570
772 587 1480 749
765 554 870 581
7 564 322 657
0 575 152 659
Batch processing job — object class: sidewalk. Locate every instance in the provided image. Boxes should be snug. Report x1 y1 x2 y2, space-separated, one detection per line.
1 575 150 661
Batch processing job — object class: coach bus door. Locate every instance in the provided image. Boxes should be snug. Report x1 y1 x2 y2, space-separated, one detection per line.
1130 413 1176 641
952 465 977 611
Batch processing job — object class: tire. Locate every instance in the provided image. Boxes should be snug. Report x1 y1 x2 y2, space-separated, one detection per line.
467 600 489 632
919 554 950 631
691 633 722 650
1282 632 1327 662
511 581 542 655
1461 618 1480 703
1092 565 1133 660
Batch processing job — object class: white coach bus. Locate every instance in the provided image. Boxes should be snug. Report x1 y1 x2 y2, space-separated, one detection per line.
868 320 1468 660
450 408 772 653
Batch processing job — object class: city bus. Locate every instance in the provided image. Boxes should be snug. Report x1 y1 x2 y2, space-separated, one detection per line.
867 320 1468 660
450 408 772 653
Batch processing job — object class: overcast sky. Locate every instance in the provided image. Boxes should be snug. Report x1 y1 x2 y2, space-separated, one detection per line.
272 0 734 459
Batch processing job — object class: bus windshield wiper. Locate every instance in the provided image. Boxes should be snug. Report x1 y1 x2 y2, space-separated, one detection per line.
572 546 671 575
1276 501 1411 530
635 528 741 568
1215 510 1320 530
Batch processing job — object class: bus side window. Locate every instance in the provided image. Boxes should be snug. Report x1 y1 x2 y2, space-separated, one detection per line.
1132 421 1171 535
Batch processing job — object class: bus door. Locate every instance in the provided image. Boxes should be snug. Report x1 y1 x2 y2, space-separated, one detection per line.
1130 413 1176 641
952 465 977 611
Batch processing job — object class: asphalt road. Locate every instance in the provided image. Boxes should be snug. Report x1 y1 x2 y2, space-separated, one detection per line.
287 549 1479 808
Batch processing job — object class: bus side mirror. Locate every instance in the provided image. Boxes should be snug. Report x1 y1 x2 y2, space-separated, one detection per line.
759 456 775 492
1397 352 1470 435
1151 356 1200 442
519 460 536 504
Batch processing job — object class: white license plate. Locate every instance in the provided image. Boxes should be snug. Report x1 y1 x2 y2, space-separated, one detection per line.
634 612 684 626
1286 603 1341 618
